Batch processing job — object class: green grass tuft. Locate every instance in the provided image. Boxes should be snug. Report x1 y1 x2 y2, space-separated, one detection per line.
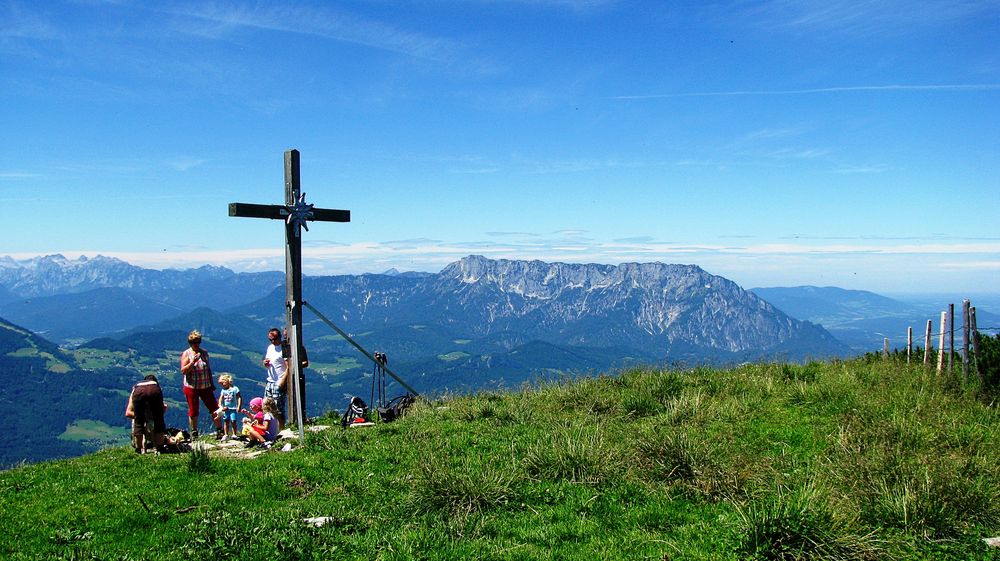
409 450 518 517
524 424 618 485
734 481 882 561
187 445 214 474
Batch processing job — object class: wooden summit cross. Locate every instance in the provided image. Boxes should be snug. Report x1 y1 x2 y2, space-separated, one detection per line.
229 149 350 432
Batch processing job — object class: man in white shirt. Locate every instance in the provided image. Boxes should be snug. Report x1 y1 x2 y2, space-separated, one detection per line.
263 327 288 430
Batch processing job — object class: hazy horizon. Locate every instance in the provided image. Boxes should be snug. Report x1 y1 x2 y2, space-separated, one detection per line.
3 252 999 305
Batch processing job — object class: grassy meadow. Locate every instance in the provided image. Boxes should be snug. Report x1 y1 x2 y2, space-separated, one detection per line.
2 358 1000 560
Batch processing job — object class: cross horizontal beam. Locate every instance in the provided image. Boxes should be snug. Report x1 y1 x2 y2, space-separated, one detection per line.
228 202 350 222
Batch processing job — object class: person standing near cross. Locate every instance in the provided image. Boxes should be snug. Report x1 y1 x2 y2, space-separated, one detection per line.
179 330 224 439
282 327 308 422
263 327 289 430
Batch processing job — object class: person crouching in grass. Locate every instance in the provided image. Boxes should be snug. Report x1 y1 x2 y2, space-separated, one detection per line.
124 374 175 453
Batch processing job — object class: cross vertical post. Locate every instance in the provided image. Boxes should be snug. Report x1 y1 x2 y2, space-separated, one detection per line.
229 149 351 441
284 149 306 431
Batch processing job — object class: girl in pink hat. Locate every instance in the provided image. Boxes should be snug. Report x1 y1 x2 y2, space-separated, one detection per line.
241 397 279 448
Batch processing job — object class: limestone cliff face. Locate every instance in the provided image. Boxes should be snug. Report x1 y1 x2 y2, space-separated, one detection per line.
298 255 848 360
419 256 834 355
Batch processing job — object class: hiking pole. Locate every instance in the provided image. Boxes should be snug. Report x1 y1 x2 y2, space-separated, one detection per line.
370 360 377 410
303 301 421 398
374 352 388 408
369 352 388 410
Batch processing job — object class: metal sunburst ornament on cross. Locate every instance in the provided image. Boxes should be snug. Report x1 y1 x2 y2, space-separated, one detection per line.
287 193 315 236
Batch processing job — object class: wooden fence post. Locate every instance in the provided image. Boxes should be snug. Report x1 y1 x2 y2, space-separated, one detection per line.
963 300 971 379
937 311 946 374
883 338 889 360
971 306 983 383
923 320 932 365
907 327 913 364
948 303 955 374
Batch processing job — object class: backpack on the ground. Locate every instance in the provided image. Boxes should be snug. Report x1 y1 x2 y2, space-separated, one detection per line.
341 396 368 428
159 427 192 453
377 393 416 423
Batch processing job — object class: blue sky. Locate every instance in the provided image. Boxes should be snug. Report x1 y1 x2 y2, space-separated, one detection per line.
2 0 998 294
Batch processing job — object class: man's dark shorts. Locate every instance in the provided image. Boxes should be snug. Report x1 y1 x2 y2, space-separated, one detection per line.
132 381 166 437
264 381 286 418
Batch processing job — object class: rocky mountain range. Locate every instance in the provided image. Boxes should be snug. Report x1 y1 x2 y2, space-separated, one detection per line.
239 256 849 364
0 254 849 364
0 253 852 418
0 254 282 311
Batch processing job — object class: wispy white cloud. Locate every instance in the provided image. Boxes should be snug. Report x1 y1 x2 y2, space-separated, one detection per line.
740 127 807 142
518 156 647 174
382 238 444 249
673 159 746 168
613 84 1000 100
160 2 463 63
166 158 209 172
613 235 656 244
487 231 541 237
0 172 42 179
726 242 1000 256
430 0 620 13
463 87 564 112
0 3 61 40
551 229 589 237
749 0 1000 37
4 74 141 102
302 240 350 248
759 148 830 160
3 1 492 109
833 164 891 175
726 125 830 165
937 260 1000 271
450 167 501 175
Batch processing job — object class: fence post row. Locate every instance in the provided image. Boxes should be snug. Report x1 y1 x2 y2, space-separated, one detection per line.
948 303 955 374
971 306 984 382
963 300 971 380
907 326 912 363
923 320 932 364
898 299 990 379
936 311 946 374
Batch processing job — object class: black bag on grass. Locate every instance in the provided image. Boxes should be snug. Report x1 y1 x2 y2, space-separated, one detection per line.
341 396 368 428
159 427 192 453
377 393 415 423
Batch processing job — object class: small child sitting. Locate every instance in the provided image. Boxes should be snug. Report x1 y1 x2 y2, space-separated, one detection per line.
240 397 279 448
